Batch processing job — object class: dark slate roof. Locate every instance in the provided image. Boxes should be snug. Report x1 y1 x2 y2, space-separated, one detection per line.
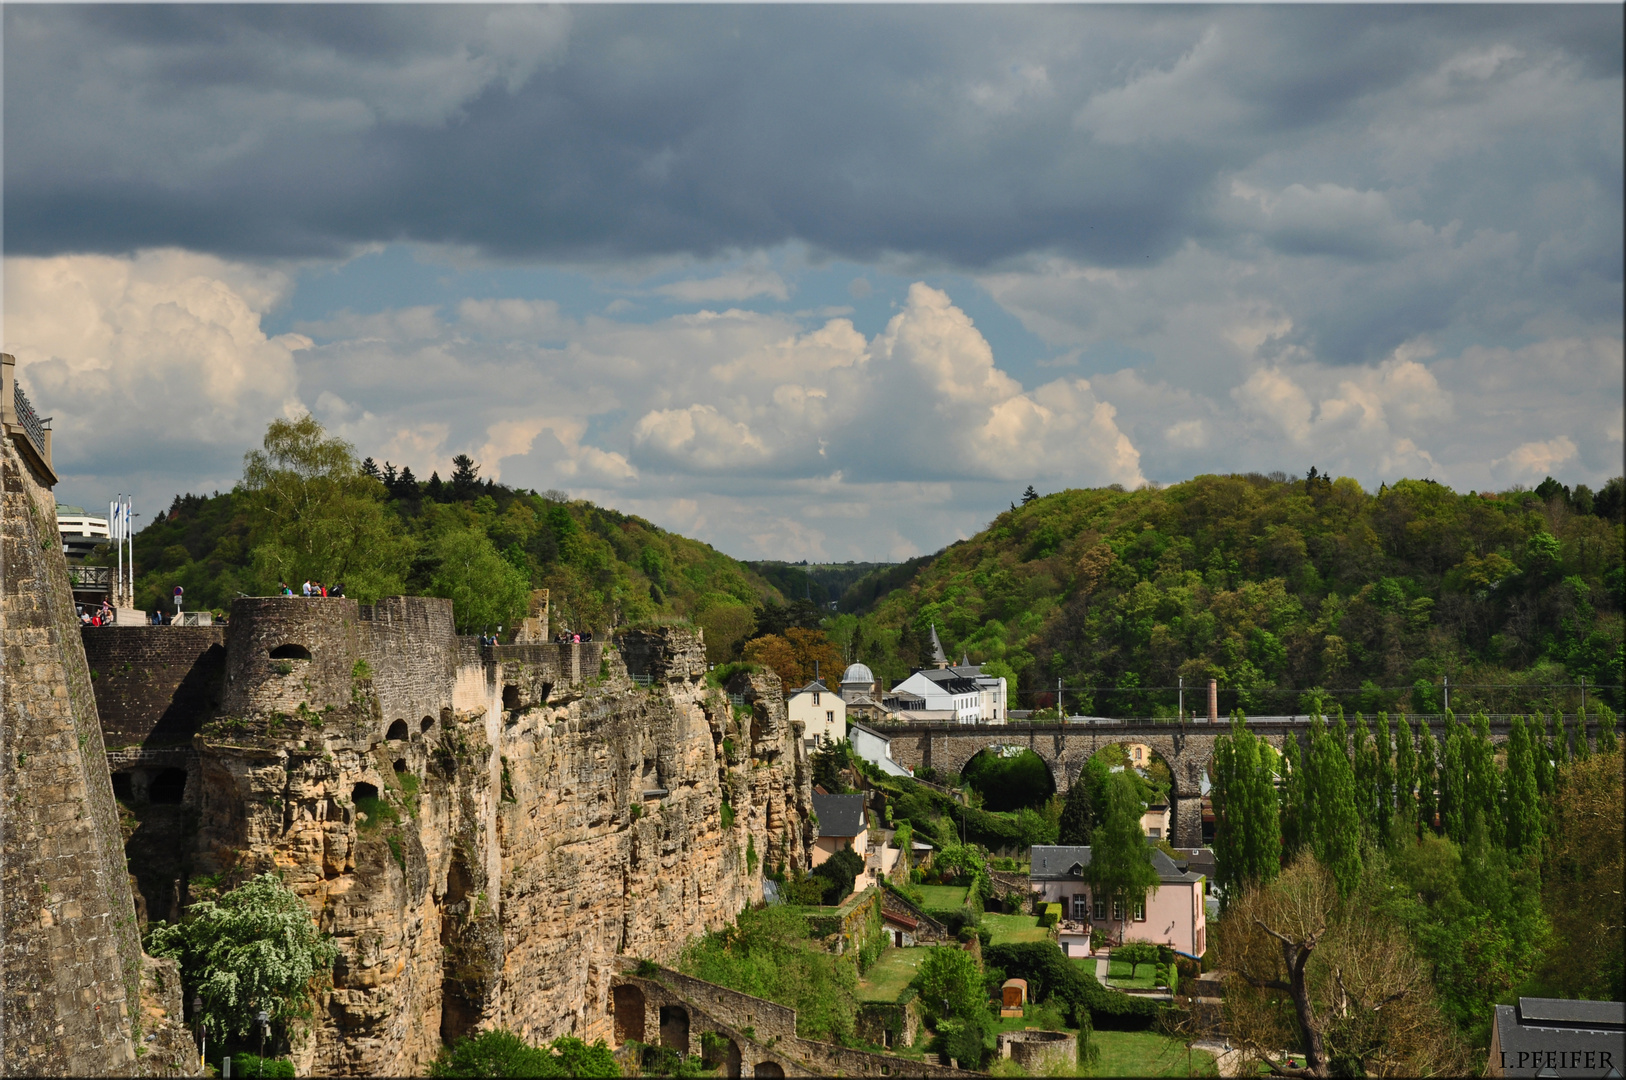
1029 844 1205 885
1491 999 1626 1077
792 680 831 696
917 669 981 694
813 793 867 838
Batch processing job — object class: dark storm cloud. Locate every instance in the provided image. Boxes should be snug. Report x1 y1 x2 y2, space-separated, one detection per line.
7 4 1618 275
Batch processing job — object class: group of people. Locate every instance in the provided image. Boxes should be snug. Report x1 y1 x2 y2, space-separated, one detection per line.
78 599 117 626
554 628 592 643
279 580 345 598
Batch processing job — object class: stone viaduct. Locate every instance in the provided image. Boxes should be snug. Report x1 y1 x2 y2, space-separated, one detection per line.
871 717 1526 847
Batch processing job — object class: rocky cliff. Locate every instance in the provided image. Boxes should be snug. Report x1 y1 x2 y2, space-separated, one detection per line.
92 596 813 1075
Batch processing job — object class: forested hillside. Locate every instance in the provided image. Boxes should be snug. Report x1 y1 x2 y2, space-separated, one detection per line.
124 418 783 634
833 472 1625 716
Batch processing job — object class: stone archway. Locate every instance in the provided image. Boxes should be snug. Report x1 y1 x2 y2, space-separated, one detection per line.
612 984 646 1045
658 1004 690 1053
753 1062 785 1079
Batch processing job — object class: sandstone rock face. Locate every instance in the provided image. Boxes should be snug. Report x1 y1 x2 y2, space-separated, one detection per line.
169 607 811 1076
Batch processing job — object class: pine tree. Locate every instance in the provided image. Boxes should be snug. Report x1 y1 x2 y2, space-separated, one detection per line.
450 453 481 499
360 456 381 481
1394 713 1417 836
1503 715 1541 854
1375 712 1395 844
1022 485 1040 504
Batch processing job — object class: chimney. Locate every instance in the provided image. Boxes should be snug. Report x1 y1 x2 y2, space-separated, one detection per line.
1208 679 1218 722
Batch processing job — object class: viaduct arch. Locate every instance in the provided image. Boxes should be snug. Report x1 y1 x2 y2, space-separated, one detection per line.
870 718 1520 847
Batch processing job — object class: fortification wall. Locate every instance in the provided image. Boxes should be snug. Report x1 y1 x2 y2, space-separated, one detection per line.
133 603 812 1076
0 436 166 1075
82 626 226 748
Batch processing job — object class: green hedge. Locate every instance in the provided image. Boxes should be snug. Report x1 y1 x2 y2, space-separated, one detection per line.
1039 903 1062 928
985 942 1164 1029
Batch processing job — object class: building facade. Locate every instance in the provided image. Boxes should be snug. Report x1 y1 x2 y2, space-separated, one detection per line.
787 679 846 749
1029 844 1208 957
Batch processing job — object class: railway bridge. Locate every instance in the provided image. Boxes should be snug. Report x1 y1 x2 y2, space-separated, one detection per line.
867 716 1526 847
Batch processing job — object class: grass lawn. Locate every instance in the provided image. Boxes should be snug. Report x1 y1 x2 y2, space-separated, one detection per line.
983 913 1052 946
1086 1030 1217 1077
917 885 969 912
858 947 927 1003
1106 960 1160 989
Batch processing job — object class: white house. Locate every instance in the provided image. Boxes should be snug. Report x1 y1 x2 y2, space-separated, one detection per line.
787 679 845 750
887 664 1007 725
849 723 912 777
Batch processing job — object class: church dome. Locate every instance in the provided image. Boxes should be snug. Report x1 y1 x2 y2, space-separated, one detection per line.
841 662 875 685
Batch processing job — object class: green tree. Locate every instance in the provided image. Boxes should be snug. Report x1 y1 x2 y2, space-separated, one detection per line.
1418 726 1441 835
426 525 532 633
1532 713 1555 796
1280 731 1308 860
1311 713 1362 895
1057 766 1097 845
1352 712 1377 835
241 416 411 600
1503 715 1541 855
1374 713 1395 843
1213 712 1280 907
915 944 985 1022
449 453 482 500
1084 772 1161 942
146 873 338 1043
1440 714 1467 843
1393 713 1418 836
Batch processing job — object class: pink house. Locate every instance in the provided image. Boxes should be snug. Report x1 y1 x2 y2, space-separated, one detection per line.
1028 844 1208 958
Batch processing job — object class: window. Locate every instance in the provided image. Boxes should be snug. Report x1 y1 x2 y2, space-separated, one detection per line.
1072 895 1088 920
1094 897 1106 921
827 710 834 724
1112 897 1123 922
1133 747 1142 762
1134 899 1146 921
1149 827 1161 838
812 692 820 705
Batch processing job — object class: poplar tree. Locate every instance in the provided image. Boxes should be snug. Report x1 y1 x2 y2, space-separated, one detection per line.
1418 725 1440 835
1313 711 1363 895
1394 713 1417 836
1441 714 1467 843
1352 712 1377 835
1532 713 1555 796
1085 773 1162 941
1596 703 1619 753
1573 707 1592 760
1554 712 1571 769
1214 713 1281 904
1280 731 1307 860
1058 766 1096 845
1470 713 1504 847
1503 715 1541 855
1375 712 1395 843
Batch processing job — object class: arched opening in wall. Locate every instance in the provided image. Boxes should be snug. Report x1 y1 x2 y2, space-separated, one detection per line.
1080 741 1178 840
700 1032 740 1076
421 715 435 734
502 684 520 712
268 643 312 661
111 772 134 802
612 984 646 1045
352 782 379 804
149 768 187 805
962 747 1055 813
387 719 409 741
393 759 407 774
754 1062 785 1078
658 1005 690 1052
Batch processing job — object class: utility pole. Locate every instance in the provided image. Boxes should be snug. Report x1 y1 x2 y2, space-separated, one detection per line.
1442 675 1449 715
1057 677 1063 722
1178 677 1183 726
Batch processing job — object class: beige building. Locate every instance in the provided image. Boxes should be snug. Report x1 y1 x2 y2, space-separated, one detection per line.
788 679 846 750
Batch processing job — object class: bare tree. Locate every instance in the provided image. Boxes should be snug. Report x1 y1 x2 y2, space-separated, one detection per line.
1215 857 1467 1078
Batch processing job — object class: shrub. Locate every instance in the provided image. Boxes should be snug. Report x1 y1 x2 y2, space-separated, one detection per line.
230 1054 295 1079
1039 903 1062 928
985 942 1164 1028
1114 941 1158 966
429 1028 620 1077
809 844 866 906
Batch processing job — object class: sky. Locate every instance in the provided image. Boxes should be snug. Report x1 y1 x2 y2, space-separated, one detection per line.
5 4 1622 562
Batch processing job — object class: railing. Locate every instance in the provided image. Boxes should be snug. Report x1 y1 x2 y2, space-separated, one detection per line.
12 382 49 459
630 673 653 687
68 565 113 591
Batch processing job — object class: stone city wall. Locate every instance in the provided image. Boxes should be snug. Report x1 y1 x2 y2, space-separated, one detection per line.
82 626 226 748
